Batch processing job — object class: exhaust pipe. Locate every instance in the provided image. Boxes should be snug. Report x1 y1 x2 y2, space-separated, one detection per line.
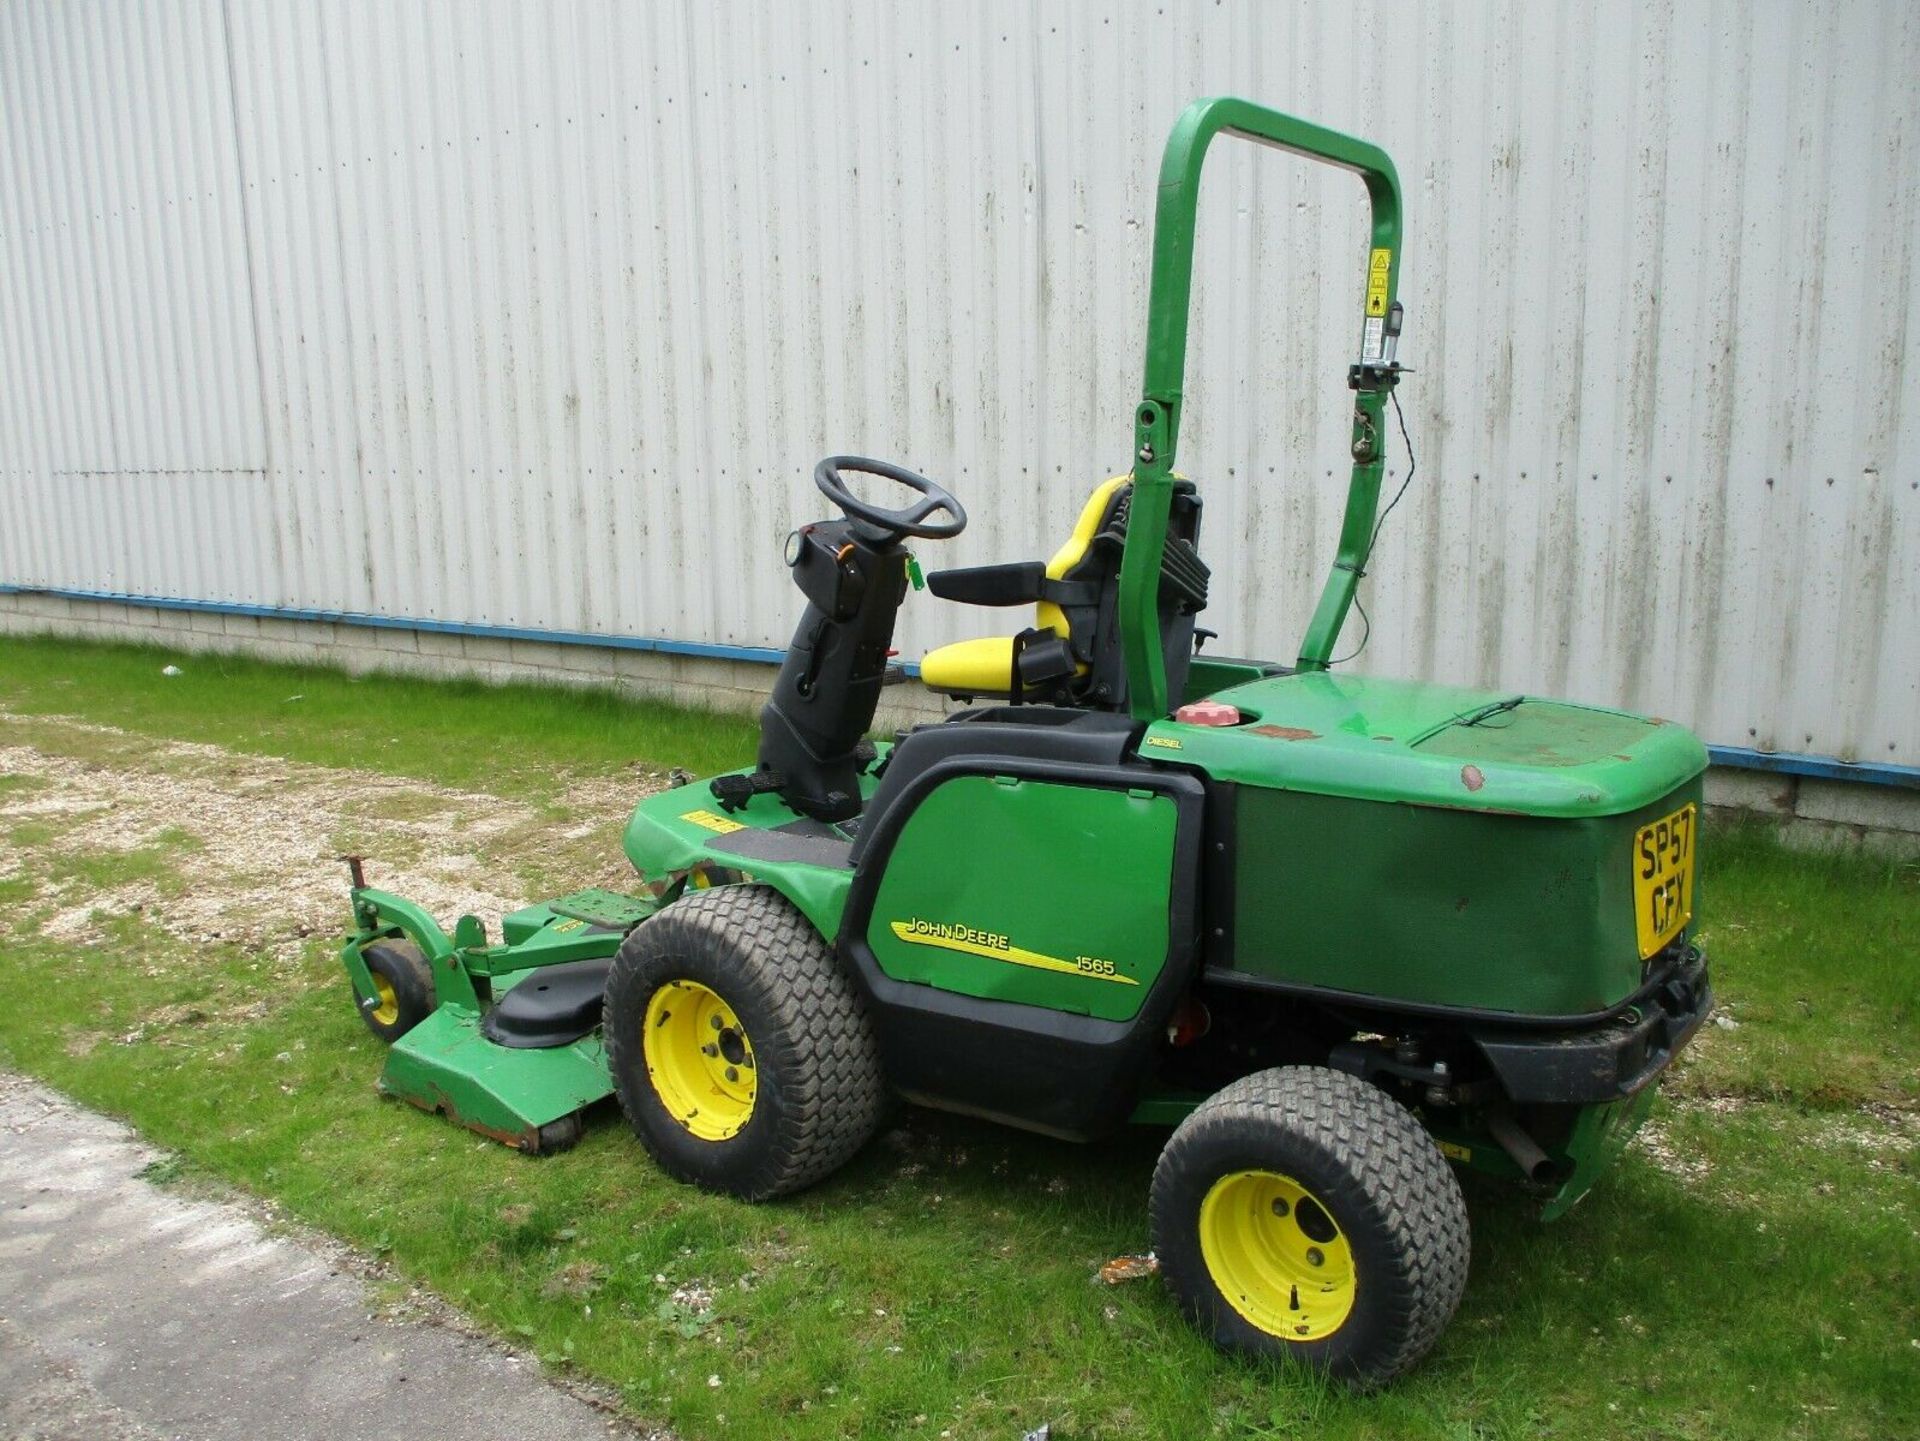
1486 1110 1563 1186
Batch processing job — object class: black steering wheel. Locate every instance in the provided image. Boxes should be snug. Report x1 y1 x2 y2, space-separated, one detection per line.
813 455 967 542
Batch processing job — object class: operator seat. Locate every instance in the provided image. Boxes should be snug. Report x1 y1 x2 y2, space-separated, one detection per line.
919 475 1208 710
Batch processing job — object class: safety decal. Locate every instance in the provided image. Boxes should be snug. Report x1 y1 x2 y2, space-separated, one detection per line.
1366 246 1392 317
679 808 746 835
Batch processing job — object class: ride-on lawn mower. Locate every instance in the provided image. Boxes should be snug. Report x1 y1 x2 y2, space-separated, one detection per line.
341 97 1711 1385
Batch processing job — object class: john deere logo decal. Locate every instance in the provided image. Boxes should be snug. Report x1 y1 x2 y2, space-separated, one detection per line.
889 918 1135 985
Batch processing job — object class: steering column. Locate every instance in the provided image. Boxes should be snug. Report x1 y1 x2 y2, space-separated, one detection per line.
716 456 966 824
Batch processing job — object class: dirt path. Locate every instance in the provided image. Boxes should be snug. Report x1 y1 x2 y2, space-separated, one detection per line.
0 709 657 961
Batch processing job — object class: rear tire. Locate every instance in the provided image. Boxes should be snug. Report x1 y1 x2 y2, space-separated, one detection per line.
357 939 436 1043
603 884 886 1200
1150 1066 1470 1388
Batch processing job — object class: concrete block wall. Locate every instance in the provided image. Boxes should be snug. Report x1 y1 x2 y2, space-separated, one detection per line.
0 590 948 733
1701 767 1920 860
3 590 1915 857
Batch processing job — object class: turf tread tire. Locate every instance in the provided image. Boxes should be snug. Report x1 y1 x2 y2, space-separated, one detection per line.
1150 1065 1470 1388
603 884 886 1200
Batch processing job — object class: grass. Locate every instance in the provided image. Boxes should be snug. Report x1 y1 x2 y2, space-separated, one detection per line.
1 633 1916 1440
0 631 761 801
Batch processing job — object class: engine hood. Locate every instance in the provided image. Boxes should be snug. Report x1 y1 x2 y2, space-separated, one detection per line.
1142 671 1708 818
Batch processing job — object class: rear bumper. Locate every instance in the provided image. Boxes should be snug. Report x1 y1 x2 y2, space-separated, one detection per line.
1472 945 1712 1106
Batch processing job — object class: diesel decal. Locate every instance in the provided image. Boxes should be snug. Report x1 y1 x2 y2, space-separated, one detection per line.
888 919 1138 986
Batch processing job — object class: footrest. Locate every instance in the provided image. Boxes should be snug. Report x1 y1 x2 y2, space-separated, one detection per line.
480 959 612 1049
548 888 656 929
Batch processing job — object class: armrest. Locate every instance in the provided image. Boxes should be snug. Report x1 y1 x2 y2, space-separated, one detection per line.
926 561 1048 607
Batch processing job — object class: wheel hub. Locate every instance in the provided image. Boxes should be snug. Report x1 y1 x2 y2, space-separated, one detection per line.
369 972 399 1027
1199 1169 1357 1340
642 980 757 1141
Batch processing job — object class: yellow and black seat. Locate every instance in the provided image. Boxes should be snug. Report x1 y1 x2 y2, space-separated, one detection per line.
919 475 1208 709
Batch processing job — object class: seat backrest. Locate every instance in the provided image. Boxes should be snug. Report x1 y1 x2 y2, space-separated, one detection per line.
1040 476 1207 710
1034 475 1133 642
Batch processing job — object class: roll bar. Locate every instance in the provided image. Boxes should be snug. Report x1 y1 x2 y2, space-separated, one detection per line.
1119 98 1405 719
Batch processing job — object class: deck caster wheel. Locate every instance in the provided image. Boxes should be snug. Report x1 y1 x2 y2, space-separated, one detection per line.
603 884 886 1200
1151 1066 1470 1388
356 939 436 1044
526 1114 584 1156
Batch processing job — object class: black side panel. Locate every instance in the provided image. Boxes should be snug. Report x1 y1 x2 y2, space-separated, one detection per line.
838 754 1204 1141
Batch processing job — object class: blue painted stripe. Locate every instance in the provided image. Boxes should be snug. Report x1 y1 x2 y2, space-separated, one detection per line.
5 584 1910 786
1705 744 1919 791
0 582 788 666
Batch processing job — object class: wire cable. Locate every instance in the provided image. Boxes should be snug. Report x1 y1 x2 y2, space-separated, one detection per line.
1330 386 1419 666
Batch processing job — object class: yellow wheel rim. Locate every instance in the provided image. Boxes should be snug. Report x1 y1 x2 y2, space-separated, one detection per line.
1199 1169 1357 1341
642 979 757 1141
369 972 400 1027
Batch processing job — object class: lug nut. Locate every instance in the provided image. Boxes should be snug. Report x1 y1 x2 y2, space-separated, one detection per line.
1271 1198 1291 1218
1306 1247 1325 1267
725 1066 740 1082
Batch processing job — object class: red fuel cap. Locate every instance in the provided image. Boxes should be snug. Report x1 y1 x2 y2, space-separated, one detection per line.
1173 699 1241 726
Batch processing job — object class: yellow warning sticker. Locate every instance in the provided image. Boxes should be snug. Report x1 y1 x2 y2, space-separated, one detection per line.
1366 247 1392 317
680 808 746 835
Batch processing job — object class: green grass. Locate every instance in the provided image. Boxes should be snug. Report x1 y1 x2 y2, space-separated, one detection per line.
0 632 761 800
1 634 1915 1440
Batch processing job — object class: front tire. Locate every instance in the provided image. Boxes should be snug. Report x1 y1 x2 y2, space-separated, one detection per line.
1150 1066 1470 1388
603 884 886 1200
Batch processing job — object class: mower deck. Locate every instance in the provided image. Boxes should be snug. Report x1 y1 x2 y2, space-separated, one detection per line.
344 885 661 1153
380 997 611 1153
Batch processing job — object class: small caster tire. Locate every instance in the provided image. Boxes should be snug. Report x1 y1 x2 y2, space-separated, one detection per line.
357 939 436 1044
527 1114 584 1156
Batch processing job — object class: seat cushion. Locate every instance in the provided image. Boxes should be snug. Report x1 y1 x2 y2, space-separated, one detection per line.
921 634 1092 696
920 634 1018 694
922 474 1131 697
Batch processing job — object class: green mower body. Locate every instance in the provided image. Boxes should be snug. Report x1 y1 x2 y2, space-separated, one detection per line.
618 663 1709 1217
338 96 1713 1382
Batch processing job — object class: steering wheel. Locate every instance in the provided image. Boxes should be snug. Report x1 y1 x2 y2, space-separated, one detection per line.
813 456 967 542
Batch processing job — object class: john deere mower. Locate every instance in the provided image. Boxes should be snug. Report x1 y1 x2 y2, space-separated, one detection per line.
341 97 1710 1385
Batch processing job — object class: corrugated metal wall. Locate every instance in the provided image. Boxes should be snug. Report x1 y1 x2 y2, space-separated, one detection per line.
1 0 1915 769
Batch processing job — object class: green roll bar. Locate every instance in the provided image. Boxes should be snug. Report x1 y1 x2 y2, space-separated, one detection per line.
1120 97 1404 720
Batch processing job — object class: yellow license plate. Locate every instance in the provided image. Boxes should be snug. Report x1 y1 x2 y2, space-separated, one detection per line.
1633 802 1696 957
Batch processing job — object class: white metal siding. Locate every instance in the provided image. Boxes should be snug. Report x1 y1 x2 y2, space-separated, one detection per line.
0 0 1914 767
